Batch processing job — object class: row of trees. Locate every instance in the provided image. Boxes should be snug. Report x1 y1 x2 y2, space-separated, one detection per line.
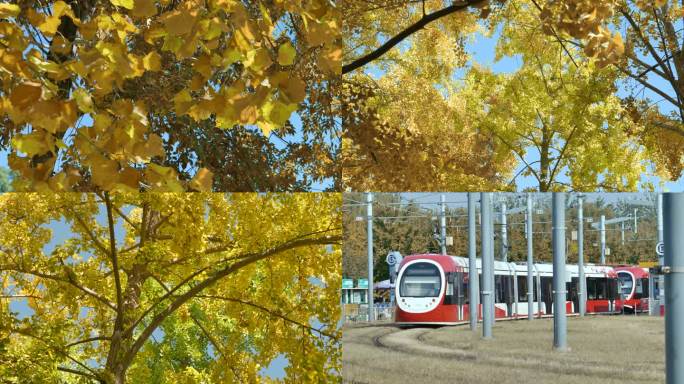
342 0 684 191
343 193 660 281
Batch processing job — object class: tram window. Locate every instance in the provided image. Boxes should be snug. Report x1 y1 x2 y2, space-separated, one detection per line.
567 279 577 302
517 276 528 302
608 278 619 300
639 278 649 298
587 278 608 300
587 278 595 300
460 273 469 304
399 263 441 297
618 273 633 297
495 275 506 303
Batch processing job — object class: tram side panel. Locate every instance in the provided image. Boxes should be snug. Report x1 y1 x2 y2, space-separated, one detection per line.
395 254 624 326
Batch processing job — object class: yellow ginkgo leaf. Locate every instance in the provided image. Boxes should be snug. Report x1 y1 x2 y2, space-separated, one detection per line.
110 0 135 10
162 9 195 36
173 90 193 115
132 0 157 17
12 132 50 156
281 77 306 104
72 88 95 113
10 82 42 109
189 168 213 191
277 42 296 66
143 51 162 71
0 3 20 18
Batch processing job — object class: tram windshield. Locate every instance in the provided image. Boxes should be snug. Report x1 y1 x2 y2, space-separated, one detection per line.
399 263 441 297
617 273 633 296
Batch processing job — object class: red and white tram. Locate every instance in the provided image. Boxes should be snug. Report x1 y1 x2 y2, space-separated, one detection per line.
395 254 622 325
614 266 650 313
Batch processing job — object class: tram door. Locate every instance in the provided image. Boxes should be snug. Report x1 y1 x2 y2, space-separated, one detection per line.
569 278 579 313
541 277 553 314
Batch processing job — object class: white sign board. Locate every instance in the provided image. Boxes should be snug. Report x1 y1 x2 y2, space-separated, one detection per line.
571 231 577 241
386 252 401 266
656 242 665 256
446 236 453 246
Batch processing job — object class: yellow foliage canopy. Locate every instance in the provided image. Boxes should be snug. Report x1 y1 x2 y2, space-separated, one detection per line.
0 0 340 192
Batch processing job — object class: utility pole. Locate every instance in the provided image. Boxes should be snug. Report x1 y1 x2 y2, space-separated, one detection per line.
578 195 586 317
658 194 665 310
526 194 534 320
663 193 683 384
552 193 568 351
440 194 447 255
468 193 479 331
501 203 508 262
600 215 606 264
634 208 638 234
489 196 496 324
367 193 374 322
621 221 625 246
481 193 493 339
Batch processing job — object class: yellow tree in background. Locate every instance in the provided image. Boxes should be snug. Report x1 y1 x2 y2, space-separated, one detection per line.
341 0 684 191
0 1 340 192
0 193 342 383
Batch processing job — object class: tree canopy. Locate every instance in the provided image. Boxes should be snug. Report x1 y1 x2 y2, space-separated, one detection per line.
0 0 340 192
341 0 684 191
0 192 342 383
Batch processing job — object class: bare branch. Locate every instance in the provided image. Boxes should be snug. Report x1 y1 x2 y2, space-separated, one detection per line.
343 0 486 74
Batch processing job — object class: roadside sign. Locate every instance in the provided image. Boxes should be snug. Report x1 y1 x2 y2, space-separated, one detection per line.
342 279 354 289
357 279 368 289
656 242 664 256
571 231 577 241
446 236 453 246
386 252 398 266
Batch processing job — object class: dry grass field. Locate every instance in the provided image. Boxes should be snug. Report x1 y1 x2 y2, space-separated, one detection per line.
343 316 665 384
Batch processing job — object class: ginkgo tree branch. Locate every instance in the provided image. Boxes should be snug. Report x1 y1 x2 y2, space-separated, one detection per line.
122 227 340 339
103 193 124 323
65 336 111 349
69 210 109 256
0 266 116 311
120 233 342 370
194 295 338 339
342 0 487 74
11 328 104 382
57 366 102 383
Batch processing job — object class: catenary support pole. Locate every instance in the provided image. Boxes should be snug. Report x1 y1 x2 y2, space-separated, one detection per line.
552 193 568 351
663 193 683 384
367 193 374 322
658 194 665 311
489 196 496 324
481 193 493 339
634 208 638 234
501 203 508 262
600 215 606 264
621 221 625 246
440 194 447 255
577 195 586 317
527 194 534 320
468 193 479 331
